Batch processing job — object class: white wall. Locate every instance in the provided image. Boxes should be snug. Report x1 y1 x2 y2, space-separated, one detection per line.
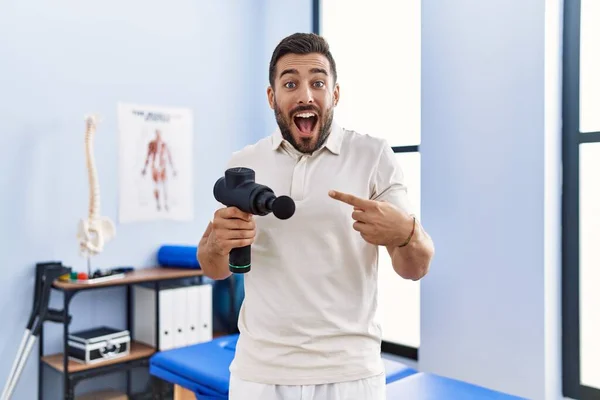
544 1 563 398
419 0 563 399
0 1 311 398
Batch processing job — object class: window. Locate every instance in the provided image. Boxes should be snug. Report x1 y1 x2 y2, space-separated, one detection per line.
562 0 600 398
315 0 421 359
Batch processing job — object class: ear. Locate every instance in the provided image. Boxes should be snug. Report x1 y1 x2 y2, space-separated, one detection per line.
267 86 275 110
333 82 340 107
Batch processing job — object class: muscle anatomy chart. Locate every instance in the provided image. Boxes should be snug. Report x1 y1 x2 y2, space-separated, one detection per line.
118 103 193 223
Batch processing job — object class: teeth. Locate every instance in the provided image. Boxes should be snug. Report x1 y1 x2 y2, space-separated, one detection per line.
295 112 316 118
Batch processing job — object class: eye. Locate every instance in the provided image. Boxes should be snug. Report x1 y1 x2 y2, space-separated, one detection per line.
313 81 325 88
284 81 296 89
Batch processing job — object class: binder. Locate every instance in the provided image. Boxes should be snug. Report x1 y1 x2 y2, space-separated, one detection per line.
133 283 213 351
186 284 213 345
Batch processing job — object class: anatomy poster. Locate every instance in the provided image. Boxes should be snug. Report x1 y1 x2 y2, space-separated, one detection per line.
118 102 193 223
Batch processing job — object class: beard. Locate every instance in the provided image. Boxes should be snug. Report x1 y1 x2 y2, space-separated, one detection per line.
274 100 334 154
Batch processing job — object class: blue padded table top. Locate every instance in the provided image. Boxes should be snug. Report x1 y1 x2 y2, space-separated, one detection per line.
150 334 239 397
386 372 527 399
382 357 417 383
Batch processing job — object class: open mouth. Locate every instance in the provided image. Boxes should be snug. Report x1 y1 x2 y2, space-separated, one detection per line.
293 112 319 137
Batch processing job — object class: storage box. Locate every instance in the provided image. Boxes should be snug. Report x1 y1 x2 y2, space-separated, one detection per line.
67 326 130 364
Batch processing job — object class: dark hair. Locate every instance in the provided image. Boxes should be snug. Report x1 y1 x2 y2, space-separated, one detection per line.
268 32 337 88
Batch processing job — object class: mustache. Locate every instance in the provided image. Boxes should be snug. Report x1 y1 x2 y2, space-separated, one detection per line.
289 105 320 118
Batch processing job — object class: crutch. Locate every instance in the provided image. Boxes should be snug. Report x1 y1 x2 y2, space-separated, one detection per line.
1 262 71 400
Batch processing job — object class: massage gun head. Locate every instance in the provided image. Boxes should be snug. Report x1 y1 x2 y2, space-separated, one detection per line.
271 196 295 220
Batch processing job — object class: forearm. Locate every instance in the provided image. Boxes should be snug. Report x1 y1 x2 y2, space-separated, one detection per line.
196 223 232 280
386 219 434 281
197 244 231 280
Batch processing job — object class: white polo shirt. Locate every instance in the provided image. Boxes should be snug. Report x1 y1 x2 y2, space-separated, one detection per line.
226 121 414 386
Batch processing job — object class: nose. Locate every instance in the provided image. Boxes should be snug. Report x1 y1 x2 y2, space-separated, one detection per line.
297 83 314 104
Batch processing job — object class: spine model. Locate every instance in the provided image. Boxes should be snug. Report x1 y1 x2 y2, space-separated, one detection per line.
87 115 100 221
76 115 116 260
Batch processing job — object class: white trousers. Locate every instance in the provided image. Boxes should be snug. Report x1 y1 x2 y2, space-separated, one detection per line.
229 372 386 400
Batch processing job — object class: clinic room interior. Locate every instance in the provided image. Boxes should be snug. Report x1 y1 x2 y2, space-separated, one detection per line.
0 1 596 400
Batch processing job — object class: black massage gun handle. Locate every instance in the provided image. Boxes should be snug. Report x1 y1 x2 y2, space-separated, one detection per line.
230 245 251 273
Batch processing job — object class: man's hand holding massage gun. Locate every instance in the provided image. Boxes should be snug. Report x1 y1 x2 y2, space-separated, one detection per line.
198 166 432 281
197 167 295 280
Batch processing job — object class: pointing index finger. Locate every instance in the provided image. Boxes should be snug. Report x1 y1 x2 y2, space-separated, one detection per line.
328 190 373 209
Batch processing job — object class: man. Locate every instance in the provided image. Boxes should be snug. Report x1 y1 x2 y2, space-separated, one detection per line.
141 129 176 211
197 33 434 399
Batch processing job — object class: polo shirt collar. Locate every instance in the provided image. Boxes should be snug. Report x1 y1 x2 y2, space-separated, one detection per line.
271 120 343 155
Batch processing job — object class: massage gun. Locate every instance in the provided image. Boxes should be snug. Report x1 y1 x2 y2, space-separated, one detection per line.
213 167 295 273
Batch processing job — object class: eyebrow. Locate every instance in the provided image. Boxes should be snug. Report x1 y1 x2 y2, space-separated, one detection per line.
279 68 329 79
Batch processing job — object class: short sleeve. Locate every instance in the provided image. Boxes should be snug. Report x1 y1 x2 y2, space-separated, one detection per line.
225 152 240 169
225 150 248 170
370 142 415 215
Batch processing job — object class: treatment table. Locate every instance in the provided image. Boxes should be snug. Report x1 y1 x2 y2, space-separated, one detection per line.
385 372 528 399
149 334 417 399
150 334 528 399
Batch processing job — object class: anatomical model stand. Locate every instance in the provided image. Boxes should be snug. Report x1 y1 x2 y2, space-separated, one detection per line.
76 115 116 276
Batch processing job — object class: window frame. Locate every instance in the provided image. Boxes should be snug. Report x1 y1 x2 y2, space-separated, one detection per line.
313 0 420 361
562 0 600 398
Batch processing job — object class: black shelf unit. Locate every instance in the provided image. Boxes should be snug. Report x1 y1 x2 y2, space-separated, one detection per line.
37 267 206 400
